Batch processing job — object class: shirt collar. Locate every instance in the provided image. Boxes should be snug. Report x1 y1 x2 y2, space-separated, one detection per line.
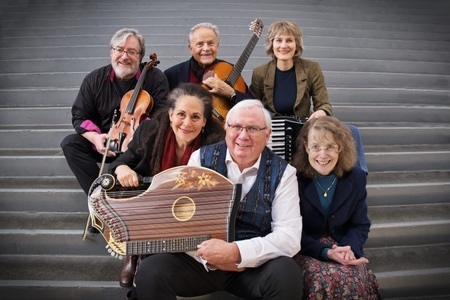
225 149 261 173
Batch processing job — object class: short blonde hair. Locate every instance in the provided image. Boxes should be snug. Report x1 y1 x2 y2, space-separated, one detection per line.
265 21 304 60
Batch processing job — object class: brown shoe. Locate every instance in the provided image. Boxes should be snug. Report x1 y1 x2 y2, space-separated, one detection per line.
120 255 138 288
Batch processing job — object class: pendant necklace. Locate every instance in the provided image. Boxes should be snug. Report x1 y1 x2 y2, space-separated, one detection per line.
315 176 337 197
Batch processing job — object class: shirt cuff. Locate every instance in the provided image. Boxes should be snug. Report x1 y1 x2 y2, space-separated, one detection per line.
320 247 331 261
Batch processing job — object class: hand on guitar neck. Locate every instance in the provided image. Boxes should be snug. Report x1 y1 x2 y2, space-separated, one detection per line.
202 18 264 124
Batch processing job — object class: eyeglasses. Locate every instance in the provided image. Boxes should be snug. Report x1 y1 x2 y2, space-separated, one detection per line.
307 145 338 153
227 123 267 135
112 47 140 57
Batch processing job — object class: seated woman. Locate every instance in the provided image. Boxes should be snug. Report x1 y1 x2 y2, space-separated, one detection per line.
291 116 380 299
108 83 225 289
250 20 367 174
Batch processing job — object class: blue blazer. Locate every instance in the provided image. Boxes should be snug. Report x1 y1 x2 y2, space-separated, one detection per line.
298 167 371 260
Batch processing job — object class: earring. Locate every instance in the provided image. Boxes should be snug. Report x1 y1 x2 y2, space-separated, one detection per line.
201 127 205 133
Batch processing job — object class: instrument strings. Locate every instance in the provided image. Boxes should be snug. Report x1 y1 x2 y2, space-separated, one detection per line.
90 184 236 242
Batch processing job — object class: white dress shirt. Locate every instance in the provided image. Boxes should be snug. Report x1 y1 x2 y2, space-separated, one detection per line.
187 147 302 269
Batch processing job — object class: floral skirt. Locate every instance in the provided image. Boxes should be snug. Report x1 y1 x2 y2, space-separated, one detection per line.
293 236 381 300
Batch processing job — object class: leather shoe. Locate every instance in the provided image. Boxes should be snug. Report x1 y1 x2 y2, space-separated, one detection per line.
120 255 138 287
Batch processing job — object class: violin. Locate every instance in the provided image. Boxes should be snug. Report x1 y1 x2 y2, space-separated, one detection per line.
109 53 159 155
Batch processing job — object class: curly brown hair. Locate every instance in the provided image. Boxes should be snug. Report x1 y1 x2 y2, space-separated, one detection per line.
291 116 357 178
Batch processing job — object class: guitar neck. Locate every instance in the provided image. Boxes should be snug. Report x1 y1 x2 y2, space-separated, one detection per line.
226 33 260 86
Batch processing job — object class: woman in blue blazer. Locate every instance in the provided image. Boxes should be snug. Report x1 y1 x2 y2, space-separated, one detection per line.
291 116 380 299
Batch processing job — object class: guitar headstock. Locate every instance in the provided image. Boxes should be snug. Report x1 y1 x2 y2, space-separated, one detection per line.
250 18 264 38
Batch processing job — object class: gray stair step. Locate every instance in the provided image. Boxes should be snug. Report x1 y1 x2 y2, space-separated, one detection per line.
376 267 450 300
366 243 450 273
4 56 449 75
328 87 450 106
0 255 121 281
2 70 448 90
4 104 449 126
5 29 450 52
0 230 111 256
1 125 449 149
2 87 448 108
2 150 450 177
366 220 450 248
0 189 87 212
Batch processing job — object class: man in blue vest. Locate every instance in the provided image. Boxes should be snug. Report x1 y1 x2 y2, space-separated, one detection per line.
133 100 303 300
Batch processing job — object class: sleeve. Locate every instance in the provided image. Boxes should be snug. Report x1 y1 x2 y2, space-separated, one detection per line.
71 72 102 134
108 120 154 174
144 67 170 117
339 169 371 258
235 164 302 268
248 67 263 100
310 62 333 116
232 84 254 104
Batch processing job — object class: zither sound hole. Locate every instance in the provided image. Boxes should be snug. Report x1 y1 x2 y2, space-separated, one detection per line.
172 196 196 221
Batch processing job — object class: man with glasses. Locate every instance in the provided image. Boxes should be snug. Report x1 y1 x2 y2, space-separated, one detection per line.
132 100 303 300
61 28 169 288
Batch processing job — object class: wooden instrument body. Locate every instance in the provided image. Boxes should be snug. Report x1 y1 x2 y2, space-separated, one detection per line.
88 166 241 257
110 89 153 153
109 54 158 154
202 19 263 124
202 62 247 123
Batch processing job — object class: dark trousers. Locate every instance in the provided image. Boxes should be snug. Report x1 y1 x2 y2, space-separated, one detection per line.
134 253 303 300
61 133 115 195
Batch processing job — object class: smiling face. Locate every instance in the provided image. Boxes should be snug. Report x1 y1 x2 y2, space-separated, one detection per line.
272 33 297 63
169 95 206 146
188 27 219 68
110 36 141 81
225 106 270 171
305 128 340 176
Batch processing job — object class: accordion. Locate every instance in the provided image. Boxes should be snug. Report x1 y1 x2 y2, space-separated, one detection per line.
268 116 306 162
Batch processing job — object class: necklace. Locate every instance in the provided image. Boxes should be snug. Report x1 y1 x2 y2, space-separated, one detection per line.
315 176 337 197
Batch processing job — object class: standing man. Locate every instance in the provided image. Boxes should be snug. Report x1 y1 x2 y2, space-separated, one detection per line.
132 100 303 300
61 28 169 198
164 22 253 121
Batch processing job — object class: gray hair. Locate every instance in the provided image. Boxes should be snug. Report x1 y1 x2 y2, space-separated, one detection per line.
188 22 220 44
110 28 146 60
226 100 272 129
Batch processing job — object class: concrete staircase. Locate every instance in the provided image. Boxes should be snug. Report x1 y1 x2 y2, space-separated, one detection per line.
1 0 449 299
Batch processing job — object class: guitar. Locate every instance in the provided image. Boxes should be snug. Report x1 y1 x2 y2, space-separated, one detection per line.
203 19 264 123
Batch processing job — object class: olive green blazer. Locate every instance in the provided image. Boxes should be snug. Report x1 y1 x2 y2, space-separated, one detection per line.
249 58 332 118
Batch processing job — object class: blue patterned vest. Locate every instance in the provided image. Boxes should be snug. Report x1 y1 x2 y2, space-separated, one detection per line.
199 141 288 240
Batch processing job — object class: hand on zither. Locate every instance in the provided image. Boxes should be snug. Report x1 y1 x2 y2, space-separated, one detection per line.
197 239 246 272
115 165 140 187
327 244 369 266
